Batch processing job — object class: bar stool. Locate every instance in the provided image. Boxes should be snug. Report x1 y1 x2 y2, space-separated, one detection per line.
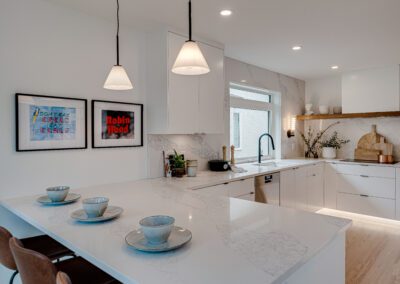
0 226 73 284
10 237 121 284
56 272 71 284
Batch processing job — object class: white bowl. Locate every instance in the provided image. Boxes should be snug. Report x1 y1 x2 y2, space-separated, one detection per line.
139 215 175 245
319 105 329 114
46 186 70 202
82 197 109 218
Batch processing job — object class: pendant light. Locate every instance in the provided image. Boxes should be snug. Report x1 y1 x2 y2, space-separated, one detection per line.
172 0 210 75
104 0 133 90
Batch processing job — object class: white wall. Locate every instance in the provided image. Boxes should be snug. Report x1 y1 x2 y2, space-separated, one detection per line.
305 76 341 113
0 0 147 281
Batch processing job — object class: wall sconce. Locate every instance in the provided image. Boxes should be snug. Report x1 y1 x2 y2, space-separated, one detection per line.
287 116 296 138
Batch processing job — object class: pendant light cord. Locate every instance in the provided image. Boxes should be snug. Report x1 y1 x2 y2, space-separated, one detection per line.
116 0 120 65
188 0 192 41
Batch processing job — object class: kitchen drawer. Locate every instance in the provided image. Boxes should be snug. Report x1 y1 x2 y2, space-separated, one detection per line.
335 163 395 179
337 174 396 199
337 192 395 219
307 163 324 177
234 192 255 202
196 184 229 197
228 178 254 197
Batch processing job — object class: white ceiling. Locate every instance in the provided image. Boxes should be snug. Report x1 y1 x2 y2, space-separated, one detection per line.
48 0 400 80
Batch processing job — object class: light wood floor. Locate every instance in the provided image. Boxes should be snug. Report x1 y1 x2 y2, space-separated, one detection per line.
319 209 400 284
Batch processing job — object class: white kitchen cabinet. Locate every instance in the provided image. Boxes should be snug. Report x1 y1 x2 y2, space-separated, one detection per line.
195 183 229 197
306 164 325 212
235 192 256 201
197 41 225 134
295 166 308 211
328 162 398 220
336 174 395 199
337 192 395 219
324 162 338 209
342 65 400 113
196 178 254 200
227 178 255 198
280 164 324 212
280 169 296 208
335 163 395 179
147 30 225 134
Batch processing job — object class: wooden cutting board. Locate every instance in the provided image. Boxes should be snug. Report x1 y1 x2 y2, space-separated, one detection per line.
357 125 383 149
354 148 381 161
355 125 384 161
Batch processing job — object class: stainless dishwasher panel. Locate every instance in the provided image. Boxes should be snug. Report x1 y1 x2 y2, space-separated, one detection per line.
255 173 280 205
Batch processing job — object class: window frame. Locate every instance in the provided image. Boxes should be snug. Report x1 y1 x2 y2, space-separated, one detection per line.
229 83 275 163
231 111 242 150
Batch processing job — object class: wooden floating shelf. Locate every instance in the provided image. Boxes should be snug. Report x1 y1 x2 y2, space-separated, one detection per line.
297 111 400 121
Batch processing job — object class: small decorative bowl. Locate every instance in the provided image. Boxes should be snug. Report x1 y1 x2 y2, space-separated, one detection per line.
319 105 329 114
46 186 70 202
139 215 175 245
82 197 109 218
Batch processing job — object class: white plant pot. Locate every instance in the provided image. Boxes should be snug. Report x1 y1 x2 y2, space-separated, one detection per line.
322 147 336 159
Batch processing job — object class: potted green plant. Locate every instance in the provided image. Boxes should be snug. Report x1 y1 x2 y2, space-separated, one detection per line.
319 131 349 159
171 149 186 178
300 122 339 158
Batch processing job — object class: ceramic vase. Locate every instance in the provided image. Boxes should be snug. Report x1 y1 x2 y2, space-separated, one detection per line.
322 147 336 159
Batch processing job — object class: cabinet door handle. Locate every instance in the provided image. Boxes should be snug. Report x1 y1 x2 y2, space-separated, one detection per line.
250 192 255 195
312 174 317 177
360 194 369 198
360 175 369 178
223 182 229 185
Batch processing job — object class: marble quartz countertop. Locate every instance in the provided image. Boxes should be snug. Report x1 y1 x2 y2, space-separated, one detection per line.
165 159 325 190
1 178 351 284
165 158 400 191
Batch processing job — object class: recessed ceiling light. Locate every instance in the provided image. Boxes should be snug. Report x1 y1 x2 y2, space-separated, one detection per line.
292 45 302 51
220 10 232 16
241 79 247 83
331 65 339 70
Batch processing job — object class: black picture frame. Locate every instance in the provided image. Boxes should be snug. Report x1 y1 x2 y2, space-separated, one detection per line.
91 100 144 149
15 93 88 152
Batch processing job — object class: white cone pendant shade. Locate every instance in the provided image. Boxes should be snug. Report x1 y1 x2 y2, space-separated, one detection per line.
104 65 133 90
172 40 210 75
172 0 210 75
103 0 133 91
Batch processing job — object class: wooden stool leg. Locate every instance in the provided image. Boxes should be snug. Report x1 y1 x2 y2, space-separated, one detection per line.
9 271 18 284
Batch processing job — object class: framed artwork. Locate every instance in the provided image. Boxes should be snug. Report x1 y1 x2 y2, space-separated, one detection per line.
16 93 87 152
92 100 143 148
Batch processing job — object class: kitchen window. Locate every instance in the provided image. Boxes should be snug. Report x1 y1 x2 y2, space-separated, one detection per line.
229 83 276 162
232 112 241 149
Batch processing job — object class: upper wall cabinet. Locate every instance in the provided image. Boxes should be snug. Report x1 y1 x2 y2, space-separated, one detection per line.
342 65 400 113
146 30 225 134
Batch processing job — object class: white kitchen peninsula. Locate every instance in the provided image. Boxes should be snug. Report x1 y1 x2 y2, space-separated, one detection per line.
1 178 351 284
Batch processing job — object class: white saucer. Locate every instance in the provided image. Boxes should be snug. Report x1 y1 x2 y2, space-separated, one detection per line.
71 206 123 223
37 193 81 206
125 226 192 253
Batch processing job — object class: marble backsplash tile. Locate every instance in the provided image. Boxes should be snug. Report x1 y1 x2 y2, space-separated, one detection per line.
148 134 224 177
304 117 400 160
